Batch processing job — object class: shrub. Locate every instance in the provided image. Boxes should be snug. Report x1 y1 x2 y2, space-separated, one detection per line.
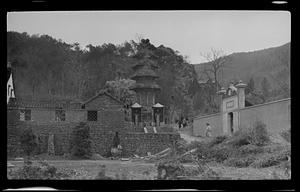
7 160 75 179
262 144 285 154
156 159 185 180
249 121 270 146
227 128 251 147
251 155 279 168
209 145 232 163
251 148 290 168
19 128 37 156
227 120 270 147
189 141 234 163
186 141 205 151
69 122 93 159
209 135 228 147
237 144 264 157
225 156 256 168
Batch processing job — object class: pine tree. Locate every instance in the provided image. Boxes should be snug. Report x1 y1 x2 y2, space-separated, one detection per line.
69 122 92 159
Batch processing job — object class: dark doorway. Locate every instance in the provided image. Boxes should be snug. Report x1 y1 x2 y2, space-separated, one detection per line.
228 112 234 134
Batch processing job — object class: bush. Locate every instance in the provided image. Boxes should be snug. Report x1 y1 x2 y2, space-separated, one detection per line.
228 129 251 147
251 148 290 168
156 159 185 180
209 145 232 163
228 120 270 147
209 135 228 147
7 160 75 179
186 140 205 151
69 122 93 159
20 128 38 156
237 144 264 157
249 121 270 146
225 156 256 168
188 140 234 163
262 144 285 154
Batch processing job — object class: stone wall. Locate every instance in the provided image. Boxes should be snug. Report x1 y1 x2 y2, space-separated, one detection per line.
7 124 23 158
120 132 180 156
192 113 222 137
192 98 291 137
239 98 290 134
7 121 180 157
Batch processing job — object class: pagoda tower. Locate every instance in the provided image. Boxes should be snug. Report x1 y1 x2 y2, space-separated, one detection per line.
130 49 164 127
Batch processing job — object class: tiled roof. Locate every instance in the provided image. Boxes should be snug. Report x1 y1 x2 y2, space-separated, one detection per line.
131 67 159 79
132 59 158 70
130 82 161 90
131 102 142 108
153 103 164 108
82 89 124 105
7 98 82 109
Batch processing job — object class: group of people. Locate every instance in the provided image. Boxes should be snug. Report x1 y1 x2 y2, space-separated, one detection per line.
177 117 189 129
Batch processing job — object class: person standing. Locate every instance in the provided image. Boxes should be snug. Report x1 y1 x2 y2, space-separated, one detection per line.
205 123 212 137
182 118 187 128
178 119 181 129
111 132 122 158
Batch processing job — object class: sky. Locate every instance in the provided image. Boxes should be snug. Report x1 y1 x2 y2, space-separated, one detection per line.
7 11 291 64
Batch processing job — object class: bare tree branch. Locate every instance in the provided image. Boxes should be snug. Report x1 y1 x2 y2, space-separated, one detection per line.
199 48 230 91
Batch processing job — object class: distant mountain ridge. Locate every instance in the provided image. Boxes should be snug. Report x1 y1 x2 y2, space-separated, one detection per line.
193 42 290 92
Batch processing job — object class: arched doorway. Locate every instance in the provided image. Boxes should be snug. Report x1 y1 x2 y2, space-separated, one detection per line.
228 112 234 134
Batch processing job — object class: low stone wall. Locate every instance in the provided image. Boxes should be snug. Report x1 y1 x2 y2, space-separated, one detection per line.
120 132 180 156
7 121 180 157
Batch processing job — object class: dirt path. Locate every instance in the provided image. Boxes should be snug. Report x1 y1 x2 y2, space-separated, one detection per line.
177 125 207 143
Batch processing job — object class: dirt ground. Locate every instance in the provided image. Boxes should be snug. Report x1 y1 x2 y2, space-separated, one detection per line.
7 159 288 180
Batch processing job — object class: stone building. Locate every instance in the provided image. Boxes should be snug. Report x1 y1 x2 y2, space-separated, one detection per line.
192 80 291 137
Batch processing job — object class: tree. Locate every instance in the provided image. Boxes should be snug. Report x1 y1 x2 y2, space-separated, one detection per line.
200 48 232 92
198 48 232 113
261 77 271 99
104 78 136 106
20 129 37 157
269 44 290 98
245 77 255 95
69 122 92 159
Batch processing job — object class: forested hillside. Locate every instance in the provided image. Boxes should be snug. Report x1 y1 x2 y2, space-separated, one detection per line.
7 31 198 118
8 31 289 118
194 43 290 101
